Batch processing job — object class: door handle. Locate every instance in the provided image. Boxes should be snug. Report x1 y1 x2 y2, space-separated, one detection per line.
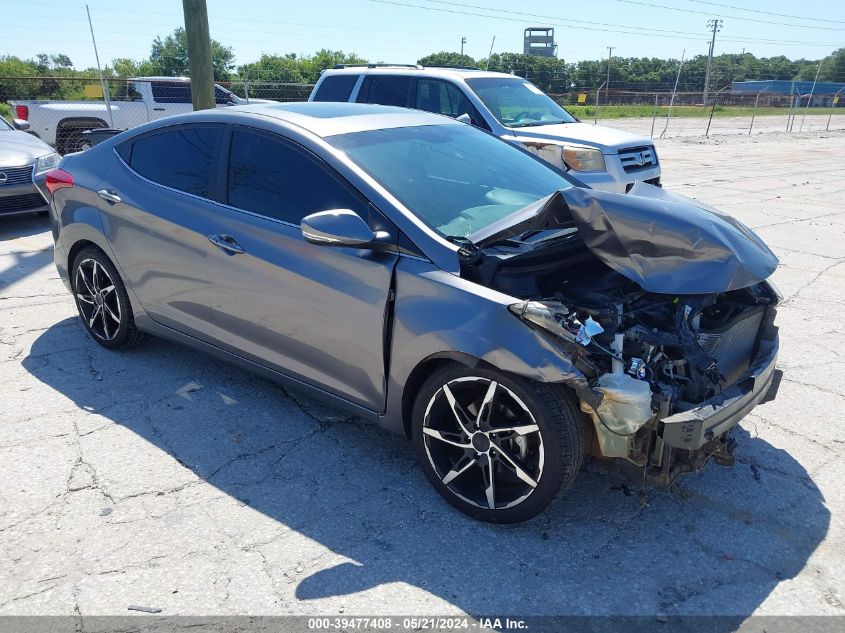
207 234 245 254
97 189 122 204
152 107 165 111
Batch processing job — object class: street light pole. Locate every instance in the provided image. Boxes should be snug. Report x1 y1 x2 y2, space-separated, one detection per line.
461 37 467 57
606 46 613 102
703 18 722 106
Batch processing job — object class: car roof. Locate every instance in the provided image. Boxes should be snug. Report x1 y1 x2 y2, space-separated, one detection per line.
321 66 518 81
224 101 462 137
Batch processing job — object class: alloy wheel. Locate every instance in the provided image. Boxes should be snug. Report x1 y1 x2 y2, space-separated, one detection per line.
422 376 545 511
74 258 122 341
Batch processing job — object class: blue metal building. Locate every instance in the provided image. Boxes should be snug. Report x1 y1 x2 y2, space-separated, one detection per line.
731 80 845 106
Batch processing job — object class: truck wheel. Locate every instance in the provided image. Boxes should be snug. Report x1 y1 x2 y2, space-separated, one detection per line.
412 364 584 523
59 131 92 154
71 247 147 350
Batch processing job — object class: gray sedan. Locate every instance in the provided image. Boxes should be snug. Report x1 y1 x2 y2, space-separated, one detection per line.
42 102 780 522
0 115 59 217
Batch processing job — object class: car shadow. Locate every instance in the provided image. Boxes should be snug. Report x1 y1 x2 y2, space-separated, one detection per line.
23 318 830 618
0 213 50 242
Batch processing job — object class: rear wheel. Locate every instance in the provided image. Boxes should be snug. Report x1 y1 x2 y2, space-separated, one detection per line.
59 130 92 154
412 364 584 523
71 247 147 350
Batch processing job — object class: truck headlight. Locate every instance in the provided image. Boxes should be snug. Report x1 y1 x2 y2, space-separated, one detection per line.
562 146 606 172
35 152 61 175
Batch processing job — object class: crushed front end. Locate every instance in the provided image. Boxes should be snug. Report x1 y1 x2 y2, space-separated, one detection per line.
461 184 781 486
509 275 780 486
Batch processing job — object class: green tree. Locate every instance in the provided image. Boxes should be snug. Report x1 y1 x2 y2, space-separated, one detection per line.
417 52 478 68
148 27 235 80
481 53 570 93
236 50 366 84
109 57 157 79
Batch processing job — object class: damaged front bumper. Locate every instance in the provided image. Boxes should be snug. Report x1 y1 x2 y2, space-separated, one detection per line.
643 333 780 486
660 335 779 451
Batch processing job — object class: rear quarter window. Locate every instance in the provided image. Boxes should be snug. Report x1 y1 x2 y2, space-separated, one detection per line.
126 126 221 198
312 75 359 102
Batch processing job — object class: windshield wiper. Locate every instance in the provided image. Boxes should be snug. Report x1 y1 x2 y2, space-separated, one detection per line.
510 120 568 128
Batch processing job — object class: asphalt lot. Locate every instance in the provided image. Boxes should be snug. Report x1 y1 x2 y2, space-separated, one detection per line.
1 129 844 621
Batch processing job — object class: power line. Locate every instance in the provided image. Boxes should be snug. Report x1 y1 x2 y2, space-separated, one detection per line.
369 0 845 46
685 0 845 25
612 0 845 30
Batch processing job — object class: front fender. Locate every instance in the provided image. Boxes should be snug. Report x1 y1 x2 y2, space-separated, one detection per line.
380 257 588 435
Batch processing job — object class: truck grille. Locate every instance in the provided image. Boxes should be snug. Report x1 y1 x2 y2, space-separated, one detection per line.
618 146 657 173
0 193 47 215
698 307 765 387
0 164 34 186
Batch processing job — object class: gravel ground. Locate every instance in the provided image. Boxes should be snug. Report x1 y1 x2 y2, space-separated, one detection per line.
596 112 845 140
1 130 844 622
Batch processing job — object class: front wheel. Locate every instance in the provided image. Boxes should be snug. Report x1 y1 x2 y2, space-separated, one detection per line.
412 364 584 523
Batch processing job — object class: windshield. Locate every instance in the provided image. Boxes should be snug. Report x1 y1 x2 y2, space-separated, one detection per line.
465 77 577 128
328 123 574 238
0 116 12 131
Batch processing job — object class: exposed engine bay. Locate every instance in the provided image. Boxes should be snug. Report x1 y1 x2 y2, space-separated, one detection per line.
458 184 781 486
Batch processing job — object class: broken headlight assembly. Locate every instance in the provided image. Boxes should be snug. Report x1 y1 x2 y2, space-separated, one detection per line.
562 145 606 172
508 300 603 346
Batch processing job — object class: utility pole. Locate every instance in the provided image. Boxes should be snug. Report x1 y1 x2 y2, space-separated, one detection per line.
606 46 614 101
461 37 467 57
85 5 113 128
182 0 215 111
703 18 722 106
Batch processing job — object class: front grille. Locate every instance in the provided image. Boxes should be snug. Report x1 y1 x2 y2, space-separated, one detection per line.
0 164 34 186
618 146 657 173
0 193 47 215
698 307 765 386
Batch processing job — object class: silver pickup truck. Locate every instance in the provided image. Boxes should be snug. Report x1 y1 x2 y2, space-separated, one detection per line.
10 77 269 154
311 66 661 194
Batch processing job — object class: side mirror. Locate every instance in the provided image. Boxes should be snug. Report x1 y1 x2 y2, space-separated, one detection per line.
301 209 379 247
13 119 30 131
456 113 472 125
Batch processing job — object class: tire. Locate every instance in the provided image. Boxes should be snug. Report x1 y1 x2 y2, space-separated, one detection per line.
57 129 92 155
71 246 147 350
412 363 584 523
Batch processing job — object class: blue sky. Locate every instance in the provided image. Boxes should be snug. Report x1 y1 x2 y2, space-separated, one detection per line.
1 0 843 69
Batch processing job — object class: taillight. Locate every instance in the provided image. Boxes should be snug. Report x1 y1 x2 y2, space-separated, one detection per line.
45 169 73 195
15 105 28 120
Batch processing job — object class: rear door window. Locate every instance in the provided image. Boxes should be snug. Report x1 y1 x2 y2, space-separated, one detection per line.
226 128 366 225
127 126 221 198
356 75 412 107
312 75 359 102
150 82 193 104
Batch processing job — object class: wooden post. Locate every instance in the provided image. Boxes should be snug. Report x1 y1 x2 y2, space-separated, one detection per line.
182 0 215 111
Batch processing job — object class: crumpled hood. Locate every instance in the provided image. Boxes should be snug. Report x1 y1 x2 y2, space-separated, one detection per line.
473 183 778 294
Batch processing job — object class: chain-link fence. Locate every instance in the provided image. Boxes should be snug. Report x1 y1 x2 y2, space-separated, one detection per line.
551 87 845 139
2 75 843 153
0 76 315 153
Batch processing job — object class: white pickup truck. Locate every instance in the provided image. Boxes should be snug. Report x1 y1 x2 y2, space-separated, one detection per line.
10 76 269 154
